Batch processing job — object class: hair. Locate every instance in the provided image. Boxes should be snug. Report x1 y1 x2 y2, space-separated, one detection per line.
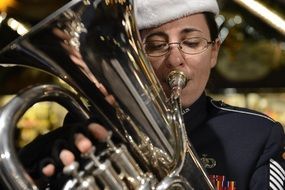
204 12 219 41
204 12 220 91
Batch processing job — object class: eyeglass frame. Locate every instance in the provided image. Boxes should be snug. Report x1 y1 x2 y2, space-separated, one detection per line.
143 37 216 57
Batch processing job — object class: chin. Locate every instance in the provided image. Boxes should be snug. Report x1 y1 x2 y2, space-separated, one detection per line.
180 89 197 107
181 97 192 108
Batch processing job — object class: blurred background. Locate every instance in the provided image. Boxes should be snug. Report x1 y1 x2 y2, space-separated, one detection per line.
0 0 285 146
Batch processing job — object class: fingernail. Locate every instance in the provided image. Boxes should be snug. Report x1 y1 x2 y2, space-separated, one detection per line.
59 149 75 166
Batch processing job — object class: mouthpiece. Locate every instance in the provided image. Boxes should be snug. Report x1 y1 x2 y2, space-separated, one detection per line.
167 70 188 99
167 70 188 89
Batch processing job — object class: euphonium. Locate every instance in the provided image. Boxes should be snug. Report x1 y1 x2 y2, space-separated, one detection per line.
0 0 215 189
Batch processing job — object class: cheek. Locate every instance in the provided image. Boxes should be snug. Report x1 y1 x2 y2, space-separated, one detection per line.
185 54 212 76
180 56 212 106
184 54 213 93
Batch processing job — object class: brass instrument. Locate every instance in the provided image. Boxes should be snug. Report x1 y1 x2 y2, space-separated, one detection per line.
0 0 215 189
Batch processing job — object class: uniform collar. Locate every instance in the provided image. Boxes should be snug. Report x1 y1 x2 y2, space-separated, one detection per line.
183 93 208 132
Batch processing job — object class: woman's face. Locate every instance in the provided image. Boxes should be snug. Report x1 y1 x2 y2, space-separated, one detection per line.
140 14 220 107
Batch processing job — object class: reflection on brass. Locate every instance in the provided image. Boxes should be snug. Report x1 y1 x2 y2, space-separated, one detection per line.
0 0 213 189
105 0 126 5
16 102 67 147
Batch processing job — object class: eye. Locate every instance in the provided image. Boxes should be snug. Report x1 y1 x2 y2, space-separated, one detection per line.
182 38 202 48
144 41 167 52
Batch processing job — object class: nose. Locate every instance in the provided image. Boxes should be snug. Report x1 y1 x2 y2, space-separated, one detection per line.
165 44 186 68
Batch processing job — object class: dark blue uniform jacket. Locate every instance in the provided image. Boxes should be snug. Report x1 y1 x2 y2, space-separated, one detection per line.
184 93 285 190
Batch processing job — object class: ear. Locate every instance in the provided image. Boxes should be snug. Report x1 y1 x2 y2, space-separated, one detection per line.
210 38 221 68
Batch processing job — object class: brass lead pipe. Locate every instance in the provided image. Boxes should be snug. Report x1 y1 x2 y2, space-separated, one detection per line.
166 70 215 190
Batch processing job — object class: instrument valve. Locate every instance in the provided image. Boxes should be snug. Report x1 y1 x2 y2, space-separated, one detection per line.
106 131 117 150
82 146 101 168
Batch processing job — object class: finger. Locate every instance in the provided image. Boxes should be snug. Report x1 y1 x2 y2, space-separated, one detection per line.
105 94 116 106
94 85 117 106
88 123 109 142
67 44 82 58
69 54 100 87
52 28 71 41
42 163 55 177
74 133 93 153
60 41 82 58
96 83 108 96
59 149 75 166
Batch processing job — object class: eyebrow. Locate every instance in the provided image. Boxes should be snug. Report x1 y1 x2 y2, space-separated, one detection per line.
144 27 203 41
180 27 202 35
144 31 168 41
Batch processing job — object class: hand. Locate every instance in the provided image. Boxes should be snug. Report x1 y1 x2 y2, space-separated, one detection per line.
41 123 109 177
35 28 118 185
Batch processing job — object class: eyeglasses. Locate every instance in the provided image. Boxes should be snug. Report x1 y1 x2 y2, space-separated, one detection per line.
143 37 215 57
